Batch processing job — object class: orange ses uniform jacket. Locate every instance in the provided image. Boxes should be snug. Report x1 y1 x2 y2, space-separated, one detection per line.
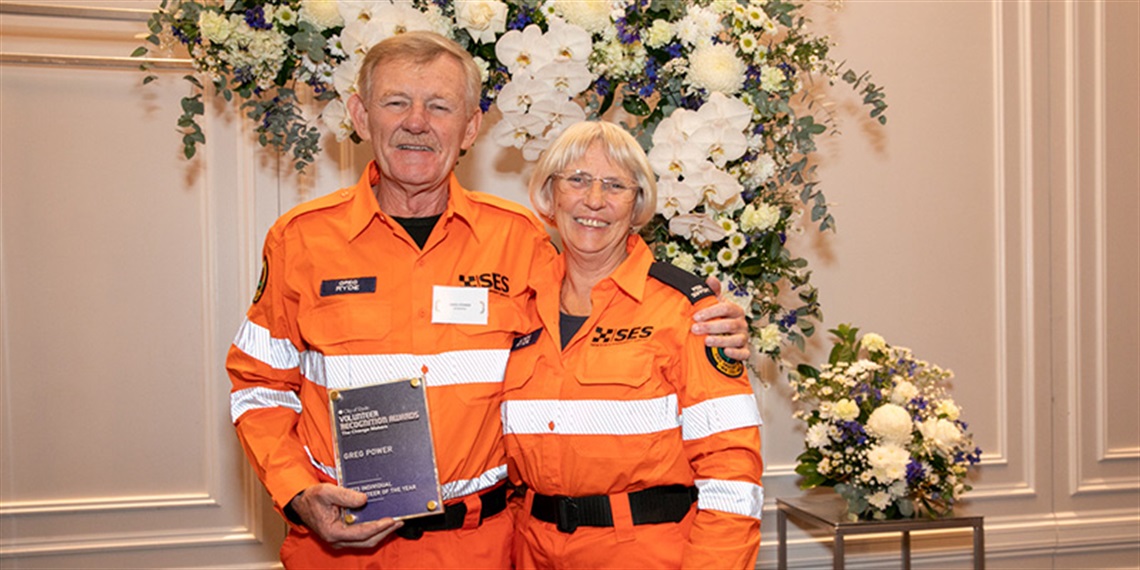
226 163 555 568
502 236 764 569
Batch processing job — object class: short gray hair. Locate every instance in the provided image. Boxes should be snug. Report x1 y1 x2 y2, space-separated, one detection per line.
528 121 657 230
356 31 482 113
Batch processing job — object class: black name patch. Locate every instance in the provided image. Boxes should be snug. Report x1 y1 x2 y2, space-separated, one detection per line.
511 328 543 351
320 277 377 296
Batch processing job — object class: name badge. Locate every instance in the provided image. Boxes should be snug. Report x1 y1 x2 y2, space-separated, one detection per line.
432 286 488 325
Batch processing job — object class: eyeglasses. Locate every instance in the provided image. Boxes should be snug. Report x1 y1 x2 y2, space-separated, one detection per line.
551 170 639 199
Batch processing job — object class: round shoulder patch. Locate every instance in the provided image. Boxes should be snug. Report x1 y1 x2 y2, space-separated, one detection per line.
252 255 268 304
705 346 744 378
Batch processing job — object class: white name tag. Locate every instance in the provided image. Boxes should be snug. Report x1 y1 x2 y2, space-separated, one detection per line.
432 286 489 325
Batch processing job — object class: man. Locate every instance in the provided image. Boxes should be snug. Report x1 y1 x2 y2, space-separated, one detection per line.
226 31 749 568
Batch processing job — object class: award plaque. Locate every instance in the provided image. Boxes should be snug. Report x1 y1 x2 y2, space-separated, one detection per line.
329 377 443 524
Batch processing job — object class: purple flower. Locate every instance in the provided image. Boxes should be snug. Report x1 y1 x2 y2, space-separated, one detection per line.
244 6 272 30
906 459 926 484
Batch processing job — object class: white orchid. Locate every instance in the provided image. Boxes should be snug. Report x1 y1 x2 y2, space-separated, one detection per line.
491 111 547 150
656 176 703 219
685 162 744 212
495 25 554 77
545 19 592 62
533 61 593 97
669 212 729 246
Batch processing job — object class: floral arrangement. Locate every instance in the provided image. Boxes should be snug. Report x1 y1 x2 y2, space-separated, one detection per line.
134 0 887 364
789 325 982 520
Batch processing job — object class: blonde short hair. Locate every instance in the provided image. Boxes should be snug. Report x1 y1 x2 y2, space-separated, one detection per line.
528 121 658 230
356 31 482 113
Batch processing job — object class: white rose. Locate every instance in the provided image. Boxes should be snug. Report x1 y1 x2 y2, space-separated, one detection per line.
550 0 611 33
300 0 344 31
833 398 860 421
935 400 961 421
645 19 674 48
866 403 914 446
740 202 780 232
671 252 696 272
754 323 783 353
862 332 888 353
759 65 785 92
198 10 233 44
920 418 963 451
687 43 747 95
891 380 918 405
867 491 892 510
456 0 508 44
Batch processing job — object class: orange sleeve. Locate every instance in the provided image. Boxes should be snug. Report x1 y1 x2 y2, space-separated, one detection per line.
678 298 763 569
225 226 322 514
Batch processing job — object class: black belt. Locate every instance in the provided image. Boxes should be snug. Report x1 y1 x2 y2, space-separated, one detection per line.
530 485 697 534
395 484 508 540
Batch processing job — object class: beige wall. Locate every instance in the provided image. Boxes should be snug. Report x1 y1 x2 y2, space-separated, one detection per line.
1 1 1136 567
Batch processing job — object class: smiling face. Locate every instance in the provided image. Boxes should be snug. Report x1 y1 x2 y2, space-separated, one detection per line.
347 54 482 207
553 142 638 267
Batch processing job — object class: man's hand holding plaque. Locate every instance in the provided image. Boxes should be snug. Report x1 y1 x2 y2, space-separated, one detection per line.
287 484 403 549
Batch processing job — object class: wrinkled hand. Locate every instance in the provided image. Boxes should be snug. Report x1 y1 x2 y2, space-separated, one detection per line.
692 276 751 362
289 484 402 549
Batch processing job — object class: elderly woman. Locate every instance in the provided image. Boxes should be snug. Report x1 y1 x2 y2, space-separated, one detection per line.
501 121 764 569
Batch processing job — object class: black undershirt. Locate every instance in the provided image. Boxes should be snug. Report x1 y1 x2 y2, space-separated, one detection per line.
560 312 588 349
392 215 441 249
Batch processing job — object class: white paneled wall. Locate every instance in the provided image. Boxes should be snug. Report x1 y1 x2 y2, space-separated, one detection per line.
1 1 1136 568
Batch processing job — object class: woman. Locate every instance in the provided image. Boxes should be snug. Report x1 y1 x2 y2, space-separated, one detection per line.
502 121 763 569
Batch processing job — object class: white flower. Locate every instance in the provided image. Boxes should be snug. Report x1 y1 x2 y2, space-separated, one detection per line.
687 43 747 94
690 123 748 168
645 19 674 48
920 418 963 451
759 65 785 92
549 0 612 34
528 96 587 134
749 153 777 185
675 5 723 46
891 381 918 405
299 0 344 31
473 56 490 84
339 18 389 59
534 61 593 96
699 259 719 276
867 443 910 484
648 139 706 181
935 400 961 421
866 404 914 446
739 32 759 54
656 176 703 219
545 19 593 62
685 162 744 212
495 25 555 77
806 423 830 448
755 323 783 352
862 332 888 353
833 398 860 421
496 76 550 114
867 491 892 510
455 0 508 44
672 252 697 272
490 111 547 150
697 92 753 132
740 202 780 232
275 5 298 26
669 212 730 246
726 232 747 251
664 242 681 257
716 247 739 267
320 99 354 142
371 2 435 39
198 10 233 44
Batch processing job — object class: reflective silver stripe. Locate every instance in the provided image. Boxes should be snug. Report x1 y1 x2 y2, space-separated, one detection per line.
230 387 302 422
681 394 763 441
441 465 507 501
501 395 680 435
232 318 300 370
305 446 338 480
301 349 510 390
695 479 764 520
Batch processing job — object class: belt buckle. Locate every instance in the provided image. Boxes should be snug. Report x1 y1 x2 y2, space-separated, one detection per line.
556 497 579 534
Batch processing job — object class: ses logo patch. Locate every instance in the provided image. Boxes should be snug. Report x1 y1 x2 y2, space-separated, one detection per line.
705 346 744 378
591 326 654 345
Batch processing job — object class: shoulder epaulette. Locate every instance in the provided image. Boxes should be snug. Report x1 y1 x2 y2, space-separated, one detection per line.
648 261 715 304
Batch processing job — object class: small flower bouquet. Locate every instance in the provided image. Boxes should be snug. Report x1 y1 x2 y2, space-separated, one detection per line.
789 324 982 520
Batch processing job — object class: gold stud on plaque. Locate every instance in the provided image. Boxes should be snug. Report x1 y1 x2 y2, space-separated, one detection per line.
330 390 341 402
344 513 357 525
410 378 421 388
427 500 439 511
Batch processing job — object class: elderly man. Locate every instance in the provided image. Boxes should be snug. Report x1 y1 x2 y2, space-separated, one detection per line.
226 31 749 568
